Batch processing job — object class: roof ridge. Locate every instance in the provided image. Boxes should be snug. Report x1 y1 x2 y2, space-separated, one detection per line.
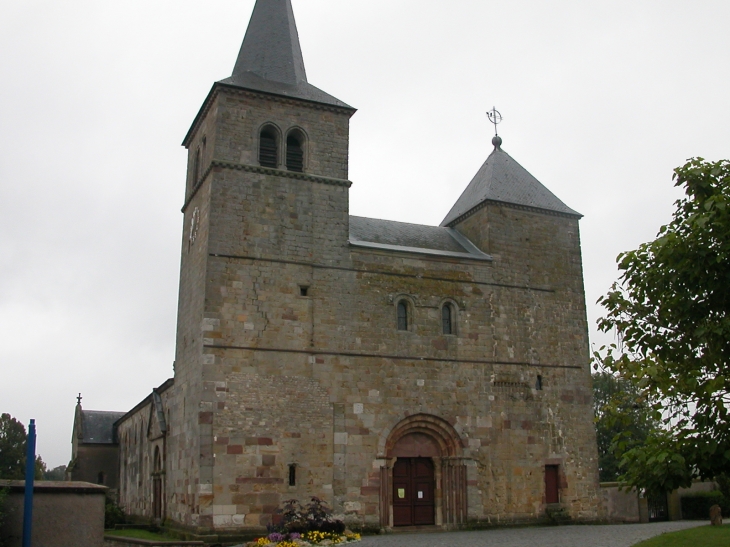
349 216 492 261
350 215 439 229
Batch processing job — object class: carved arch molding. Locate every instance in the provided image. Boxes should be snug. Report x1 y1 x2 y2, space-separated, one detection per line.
379 414 468 528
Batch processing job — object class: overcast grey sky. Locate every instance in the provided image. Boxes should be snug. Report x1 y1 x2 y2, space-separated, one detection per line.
1 0 728 468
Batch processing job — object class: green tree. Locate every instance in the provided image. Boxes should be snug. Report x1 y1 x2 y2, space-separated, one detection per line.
44 465 67 481
592 370 659 482
597 157 730 495
0 414 46 480
0 414 26 480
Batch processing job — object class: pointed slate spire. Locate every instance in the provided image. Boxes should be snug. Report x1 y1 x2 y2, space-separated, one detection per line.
232 0 307 86
218 0 352 109
441 144 580 227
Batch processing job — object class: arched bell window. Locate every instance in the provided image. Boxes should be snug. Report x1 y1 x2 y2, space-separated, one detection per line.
286 130 305 172
259 126 279 168
397 301 409 331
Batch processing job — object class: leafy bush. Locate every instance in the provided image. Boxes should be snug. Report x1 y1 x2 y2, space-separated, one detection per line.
680 491 730 520
271 497 345 535
104 498 127 529
302 497 345 534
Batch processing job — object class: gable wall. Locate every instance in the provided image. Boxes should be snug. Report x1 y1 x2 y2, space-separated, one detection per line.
68 444 119 490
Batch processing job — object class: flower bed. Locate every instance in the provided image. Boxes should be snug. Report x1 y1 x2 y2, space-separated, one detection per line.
247 530 361 547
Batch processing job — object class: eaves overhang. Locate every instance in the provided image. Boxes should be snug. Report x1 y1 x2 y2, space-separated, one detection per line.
182 81 357 148
348 240 493 262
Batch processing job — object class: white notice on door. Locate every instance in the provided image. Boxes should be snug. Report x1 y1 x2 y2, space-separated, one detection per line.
418 491 423 499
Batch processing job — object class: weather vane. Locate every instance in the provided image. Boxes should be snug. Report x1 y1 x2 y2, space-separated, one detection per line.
487 107 503 137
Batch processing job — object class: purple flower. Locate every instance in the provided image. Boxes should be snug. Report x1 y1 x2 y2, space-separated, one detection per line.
268 532 285 542
290 533 301 539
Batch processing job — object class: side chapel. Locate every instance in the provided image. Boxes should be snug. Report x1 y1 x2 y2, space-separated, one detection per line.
80 0 604 534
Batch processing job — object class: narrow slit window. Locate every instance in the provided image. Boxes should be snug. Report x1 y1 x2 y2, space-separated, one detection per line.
442 304 453 335
286 134 304 172
193 147 201 184
259 128 278 168
288 464 296 486
536 375 543 390
397 301 408 331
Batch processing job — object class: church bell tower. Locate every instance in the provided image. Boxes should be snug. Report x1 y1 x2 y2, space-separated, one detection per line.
168 0 356 531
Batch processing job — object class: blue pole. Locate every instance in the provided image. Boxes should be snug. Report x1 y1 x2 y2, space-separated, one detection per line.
22 419 36 547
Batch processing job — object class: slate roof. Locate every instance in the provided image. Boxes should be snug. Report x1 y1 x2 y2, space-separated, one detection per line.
441 144 581 227
79 410 125 444
349 216 491 261
218 0 352 109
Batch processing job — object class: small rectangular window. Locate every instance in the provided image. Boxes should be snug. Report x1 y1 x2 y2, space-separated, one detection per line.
299 286 309 297
288 464 296 486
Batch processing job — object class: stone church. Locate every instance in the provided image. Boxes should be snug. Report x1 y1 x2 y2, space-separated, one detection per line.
77 0 604 534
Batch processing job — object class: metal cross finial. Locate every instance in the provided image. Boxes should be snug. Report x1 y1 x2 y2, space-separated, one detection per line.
77 393 82 405
487 107 503 136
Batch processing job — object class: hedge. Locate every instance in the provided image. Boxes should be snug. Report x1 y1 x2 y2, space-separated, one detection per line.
680 491 730 520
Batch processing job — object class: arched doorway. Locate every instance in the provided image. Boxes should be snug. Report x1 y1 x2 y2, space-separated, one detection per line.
379 414 468 529
393 456 435 526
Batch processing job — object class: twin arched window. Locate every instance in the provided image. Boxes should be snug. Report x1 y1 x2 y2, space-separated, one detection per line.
259 126 305 172
396 300 456 334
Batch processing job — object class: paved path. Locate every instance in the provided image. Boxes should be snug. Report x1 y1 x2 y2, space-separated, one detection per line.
357 521 706 547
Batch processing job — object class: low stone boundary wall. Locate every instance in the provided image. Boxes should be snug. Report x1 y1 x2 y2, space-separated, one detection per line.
104 536 204 547
601 483 644 523
600 480 718 522
0 480 107 547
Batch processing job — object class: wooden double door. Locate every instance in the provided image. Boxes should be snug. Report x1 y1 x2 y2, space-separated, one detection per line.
393 458 435 526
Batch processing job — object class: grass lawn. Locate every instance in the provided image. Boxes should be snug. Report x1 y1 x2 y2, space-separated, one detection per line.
633 524 730 547
105 528 180 541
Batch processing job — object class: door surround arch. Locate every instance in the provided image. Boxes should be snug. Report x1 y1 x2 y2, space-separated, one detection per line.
378 414 468 529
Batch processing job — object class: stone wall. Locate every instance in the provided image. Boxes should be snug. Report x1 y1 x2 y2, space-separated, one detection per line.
117 383 172 522
158 86 354 531
600 483 642 523
69 444 119 490
104 537 203 547
0 480 106 547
